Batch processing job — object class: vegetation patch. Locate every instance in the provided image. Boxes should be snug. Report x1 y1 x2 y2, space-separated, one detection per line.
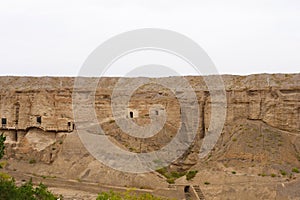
0 177 62 200
280 170 287 176
156 167 186 184
186 170 198 181
96 190 172 200
29 159 36 164
292 168 299 173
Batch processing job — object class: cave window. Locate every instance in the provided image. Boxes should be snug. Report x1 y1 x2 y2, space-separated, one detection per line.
1 118 7 128
68 122 74 132
155 110 159 115
129 111 133 118
37 116 42 124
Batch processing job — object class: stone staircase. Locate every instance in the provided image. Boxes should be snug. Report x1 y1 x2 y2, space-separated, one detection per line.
192 185 206 200
185 191 192 200
183 185 206 200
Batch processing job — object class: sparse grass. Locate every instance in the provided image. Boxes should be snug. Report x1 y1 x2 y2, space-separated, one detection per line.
0 161 7 168
186 170 198 181
29 159 36 164
232 138 237 142
292 168 299 173
166 178 175 184
170 171 186 179
0 172 11 180
297 154 300 162
76 178 82 182
156 167 167 175
96 190 172 200
156 167 186 184
280 170 287 176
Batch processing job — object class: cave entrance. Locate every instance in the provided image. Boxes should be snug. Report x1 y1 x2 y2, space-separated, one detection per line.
130 111 133 118
184 185 190 193
36 116 42 125
1 118 7 128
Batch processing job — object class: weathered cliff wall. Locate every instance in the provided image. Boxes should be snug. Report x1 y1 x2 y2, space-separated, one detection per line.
0 74 299 189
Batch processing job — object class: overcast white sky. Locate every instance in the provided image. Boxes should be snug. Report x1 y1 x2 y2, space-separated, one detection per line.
0 0 299 76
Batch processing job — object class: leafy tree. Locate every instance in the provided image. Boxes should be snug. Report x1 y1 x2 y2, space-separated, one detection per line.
0 177 61 200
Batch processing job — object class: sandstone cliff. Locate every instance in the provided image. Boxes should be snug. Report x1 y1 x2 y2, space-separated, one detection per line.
0 74 299 199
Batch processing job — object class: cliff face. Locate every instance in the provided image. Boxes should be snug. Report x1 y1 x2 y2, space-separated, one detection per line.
0 74 299 196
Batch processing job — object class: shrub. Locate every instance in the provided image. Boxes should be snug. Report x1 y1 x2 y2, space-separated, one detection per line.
271 173 276 177
186 170 198 181
204 182 210 185
231 171 236 174
292 168 299 173
0 177 62 200
29 159 36 164
280 170 287 176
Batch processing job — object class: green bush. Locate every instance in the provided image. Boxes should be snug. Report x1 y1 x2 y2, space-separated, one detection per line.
186 170 198 181
292 168 299 173
0 177 62 200
97 190 171 200
280 170 287 176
